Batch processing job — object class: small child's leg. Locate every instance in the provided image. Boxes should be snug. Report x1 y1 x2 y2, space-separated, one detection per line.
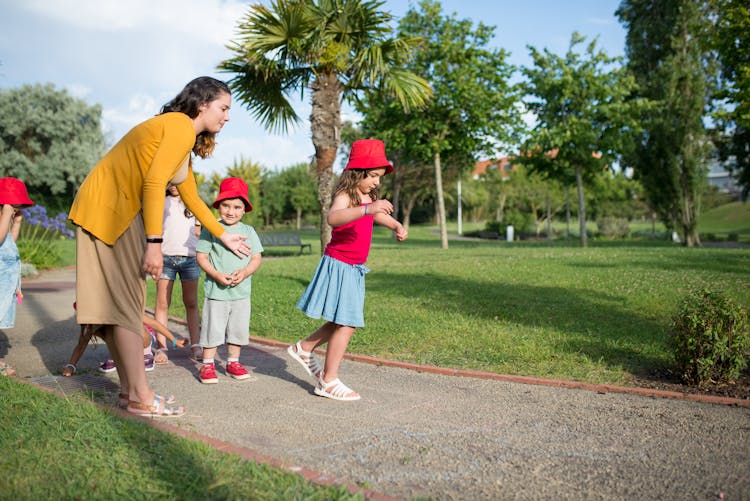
62 325 94 376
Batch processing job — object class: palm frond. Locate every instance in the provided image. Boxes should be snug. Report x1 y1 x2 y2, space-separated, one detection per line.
219 56 305 134
382 68 433 112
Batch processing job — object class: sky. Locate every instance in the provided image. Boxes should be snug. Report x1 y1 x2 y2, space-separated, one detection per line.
0 0 626 176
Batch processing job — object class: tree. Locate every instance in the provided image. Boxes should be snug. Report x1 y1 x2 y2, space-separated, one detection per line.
521 33 642 247
0 83 105 213
279 162 318 229
617 0 716 247
712 0 750 199
358 0 521 248
219 0 431 251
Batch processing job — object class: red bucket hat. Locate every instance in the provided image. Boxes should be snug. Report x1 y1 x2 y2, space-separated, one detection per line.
344 139 394 174
213 177 253 212
0 177 34 206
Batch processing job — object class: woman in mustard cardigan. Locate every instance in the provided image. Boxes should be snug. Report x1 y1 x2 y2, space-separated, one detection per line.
69 76 250 417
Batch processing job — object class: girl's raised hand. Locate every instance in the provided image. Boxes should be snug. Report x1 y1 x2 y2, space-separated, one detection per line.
394 224 408 242
367 199 393 216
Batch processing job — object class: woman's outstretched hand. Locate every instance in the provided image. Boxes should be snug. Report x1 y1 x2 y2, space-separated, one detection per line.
220 232 251 258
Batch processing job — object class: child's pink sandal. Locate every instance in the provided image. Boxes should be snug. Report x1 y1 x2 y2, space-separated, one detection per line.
287 341 323 378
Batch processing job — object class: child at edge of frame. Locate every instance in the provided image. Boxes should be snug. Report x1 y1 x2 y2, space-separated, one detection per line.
0 177 35 377
287 138 408 401
195 177 263 384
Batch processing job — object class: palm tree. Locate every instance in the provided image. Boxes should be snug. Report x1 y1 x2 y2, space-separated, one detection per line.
219 0 432 249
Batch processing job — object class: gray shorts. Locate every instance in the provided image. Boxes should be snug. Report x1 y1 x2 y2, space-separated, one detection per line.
200 297 251 348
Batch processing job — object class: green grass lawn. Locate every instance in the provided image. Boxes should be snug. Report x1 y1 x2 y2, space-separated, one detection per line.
149 224 750 387
0 377 363 500
10 208 748 498
698 201 750 237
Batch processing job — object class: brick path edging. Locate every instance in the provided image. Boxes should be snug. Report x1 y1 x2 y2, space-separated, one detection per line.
156 310 750 409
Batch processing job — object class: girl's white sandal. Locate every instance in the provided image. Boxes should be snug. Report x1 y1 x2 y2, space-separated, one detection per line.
314 377 361 401
287 341 323 378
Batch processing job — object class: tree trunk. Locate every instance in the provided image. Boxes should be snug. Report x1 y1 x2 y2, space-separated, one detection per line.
497 192 507 224
403 195 417 232
434 151 448 249
391 154 402 222
546 190 551 240
575 165 587 247
565 185 571 240
680 182 701 247
296 207 302 230
310 72 343 253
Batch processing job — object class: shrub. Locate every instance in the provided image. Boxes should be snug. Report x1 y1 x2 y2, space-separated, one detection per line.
670 289 750 385
596 217 630 239
727 232 739 242
501 210 533 234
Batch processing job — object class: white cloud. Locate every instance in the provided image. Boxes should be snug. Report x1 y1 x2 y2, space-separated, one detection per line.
65 83 92 99
20 0 246 45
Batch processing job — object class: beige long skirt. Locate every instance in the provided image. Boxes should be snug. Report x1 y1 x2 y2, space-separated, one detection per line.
75 214 146 337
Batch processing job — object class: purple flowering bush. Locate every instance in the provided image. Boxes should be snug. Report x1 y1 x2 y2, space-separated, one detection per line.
18 205 75 269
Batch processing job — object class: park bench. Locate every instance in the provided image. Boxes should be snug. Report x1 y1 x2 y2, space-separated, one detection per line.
259 232 312 254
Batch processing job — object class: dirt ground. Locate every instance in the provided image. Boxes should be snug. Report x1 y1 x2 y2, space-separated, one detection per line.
630 367 750 401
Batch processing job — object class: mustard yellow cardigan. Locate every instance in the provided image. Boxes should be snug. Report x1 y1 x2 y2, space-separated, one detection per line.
69 112 223 245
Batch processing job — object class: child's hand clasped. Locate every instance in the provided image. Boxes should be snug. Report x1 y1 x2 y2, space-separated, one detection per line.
229 268 248 286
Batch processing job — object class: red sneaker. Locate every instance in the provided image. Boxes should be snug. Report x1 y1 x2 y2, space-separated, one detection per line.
199 363 218 384
226 361 255 381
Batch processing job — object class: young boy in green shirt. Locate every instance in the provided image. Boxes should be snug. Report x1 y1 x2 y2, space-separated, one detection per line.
196 177 263 383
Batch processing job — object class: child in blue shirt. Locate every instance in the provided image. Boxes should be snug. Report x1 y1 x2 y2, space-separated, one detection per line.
196 177 263 384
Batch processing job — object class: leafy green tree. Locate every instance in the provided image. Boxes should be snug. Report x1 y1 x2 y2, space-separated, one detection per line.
521 33 643 247
219 0 431 251
712 0 750 199
259 169 287 228
359 0 521 248
0 83 105 213
279 162 318 229
617 0 716 247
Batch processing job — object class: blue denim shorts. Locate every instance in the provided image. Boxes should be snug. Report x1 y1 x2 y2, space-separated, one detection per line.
160 255 200 281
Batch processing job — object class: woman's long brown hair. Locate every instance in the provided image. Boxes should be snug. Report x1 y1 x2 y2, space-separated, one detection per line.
160 76 230 159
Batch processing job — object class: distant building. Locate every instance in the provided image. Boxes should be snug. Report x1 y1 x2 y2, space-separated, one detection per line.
707 155 740 196
472 156 517 180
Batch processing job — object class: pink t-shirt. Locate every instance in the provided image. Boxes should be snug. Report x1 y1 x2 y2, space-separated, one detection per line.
324 205 374 265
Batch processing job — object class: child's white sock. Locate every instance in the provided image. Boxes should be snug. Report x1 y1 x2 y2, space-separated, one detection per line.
227 357 239 363
143 347 151 356
203 358 215 365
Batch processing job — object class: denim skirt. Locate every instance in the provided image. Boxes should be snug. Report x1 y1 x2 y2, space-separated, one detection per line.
0 236 20 329
296 254 369 328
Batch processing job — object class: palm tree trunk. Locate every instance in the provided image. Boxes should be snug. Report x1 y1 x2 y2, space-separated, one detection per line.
310 72 343 252
575 165 587 247
434 151 448 249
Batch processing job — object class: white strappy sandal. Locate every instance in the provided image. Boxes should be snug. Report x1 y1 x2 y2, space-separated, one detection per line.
287 341 323 378
314 376 361 401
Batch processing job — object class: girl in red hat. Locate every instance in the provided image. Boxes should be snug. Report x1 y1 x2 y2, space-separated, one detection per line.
288 139 407 401
0 177 35 376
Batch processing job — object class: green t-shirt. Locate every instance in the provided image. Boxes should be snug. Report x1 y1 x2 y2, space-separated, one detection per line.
197 220 263 300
